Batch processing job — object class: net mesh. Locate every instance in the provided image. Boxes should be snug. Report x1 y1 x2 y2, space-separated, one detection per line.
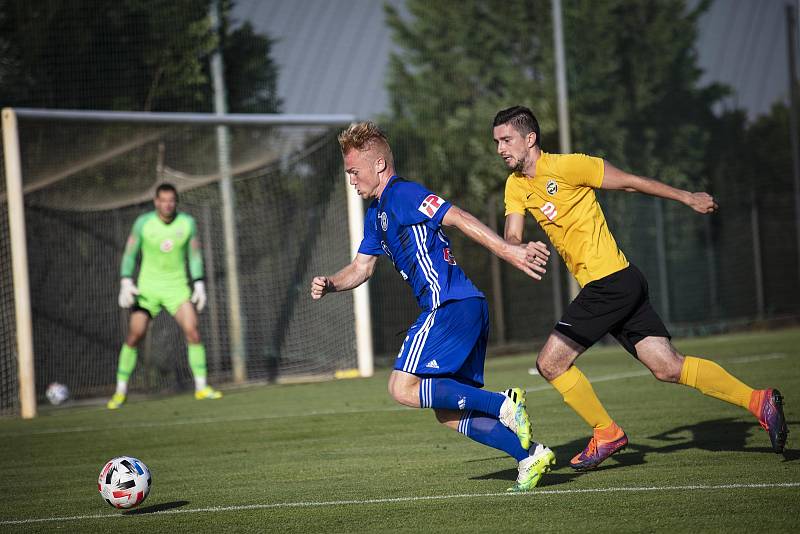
2 112 800 416
0 117 357 413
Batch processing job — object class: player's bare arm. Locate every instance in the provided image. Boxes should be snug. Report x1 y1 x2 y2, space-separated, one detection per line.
504 212 526 245
601 161 718 214
311 253 378 299
503 213 549 267
443 205 548 280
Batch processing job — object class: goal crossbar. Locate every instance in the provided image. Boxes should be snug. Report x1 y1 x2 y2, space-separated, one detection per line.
11 108 356 126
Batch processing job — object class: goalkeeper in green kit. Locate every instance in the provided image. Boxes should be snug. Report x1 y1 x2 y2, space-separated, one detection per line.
108 183 222 409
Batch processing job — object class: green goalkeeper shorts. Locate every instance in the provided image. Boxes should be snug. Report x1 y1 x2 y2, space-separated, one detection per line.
133 280 191 317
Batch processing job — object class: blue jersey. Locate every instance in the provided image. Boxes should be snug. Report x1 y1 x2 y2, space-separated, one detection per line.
358 176 483 311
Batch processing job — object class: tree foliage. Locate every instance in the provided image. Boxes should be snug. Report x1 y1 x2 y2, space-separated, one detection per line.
385 0 729 214
0 0 280 113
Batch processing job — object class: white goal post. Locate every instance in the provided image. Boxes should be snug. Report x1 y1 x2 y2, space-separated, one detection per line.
1 107 373 419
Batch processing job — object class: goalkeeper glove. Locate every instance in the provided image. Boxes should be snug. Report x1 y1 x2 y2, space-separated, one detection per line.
118 278 139 308
191 280 207 313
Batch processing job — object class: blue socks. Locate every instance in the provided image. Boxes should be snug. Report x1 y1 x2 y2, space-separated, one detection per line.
458 410 529 462
419 377 506 417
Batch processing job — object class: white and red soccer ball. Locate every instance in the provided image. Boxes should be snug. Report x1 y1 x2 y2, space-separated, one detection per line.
45 382 69 405
98 456 151 509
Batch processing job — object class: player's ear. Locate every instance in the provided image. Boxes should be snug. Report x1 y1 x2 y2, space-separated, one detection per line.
527 131 537 149
374 156 387 174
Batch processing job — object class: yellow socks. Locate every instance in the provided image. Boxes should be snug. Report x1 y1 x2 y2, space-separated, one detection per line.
679 356 753 410
549 366 614 431
549 357 755 436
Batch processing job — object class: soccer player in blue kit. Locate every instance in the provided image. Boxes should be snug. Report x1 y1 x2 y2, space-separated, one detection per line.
311 121 555 491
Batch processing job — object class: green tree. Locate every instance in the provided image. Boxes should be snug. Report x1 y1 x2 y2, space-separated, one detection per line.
0 0 280 113
385 0 728 212
385 1 551 210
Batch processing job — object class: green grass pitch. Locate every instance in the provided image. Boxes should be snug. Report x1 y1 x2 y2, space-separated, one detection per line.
1 329 798 532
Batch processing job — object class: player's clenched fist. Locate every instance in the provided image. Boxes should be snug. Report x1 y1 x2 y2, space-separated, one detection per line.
311 276 331 299
687 192 718 214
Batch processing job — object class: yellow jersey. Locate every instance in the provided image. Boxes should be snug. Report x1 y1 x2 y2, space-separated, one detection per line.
504 152 628 287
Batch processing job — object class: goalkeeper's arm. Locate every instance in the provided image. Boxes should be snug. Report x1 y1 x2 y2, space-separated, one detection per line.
118 217 144 308
120 217 144 279
186 216 207 312
187 216 204 282
310 253 377 300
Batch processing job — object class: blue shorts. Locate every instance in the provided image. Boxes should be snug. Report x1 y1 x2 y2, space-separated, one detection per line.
394 297 489 387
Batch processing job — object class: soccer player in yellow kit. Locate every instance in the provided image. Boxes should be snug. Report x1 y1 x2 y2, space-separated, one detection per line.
492 106 787 469
108 183 222 409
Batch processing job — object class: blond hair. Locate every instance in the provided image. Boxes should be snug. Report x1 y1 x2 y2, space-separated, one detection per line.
338 121 393 164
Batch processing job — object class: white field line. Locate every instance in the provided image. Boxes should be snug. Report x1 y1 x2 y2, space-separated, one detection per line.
2 482 798 526
0 353 785 438
728 352 786 364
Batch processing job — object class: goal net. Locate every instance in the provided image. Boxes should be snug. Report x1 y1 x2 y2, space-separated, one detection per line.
0 110 363 416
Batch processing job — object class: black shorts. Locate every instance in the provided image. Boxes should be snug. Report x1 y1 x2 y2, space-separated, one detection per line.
554 264 670 357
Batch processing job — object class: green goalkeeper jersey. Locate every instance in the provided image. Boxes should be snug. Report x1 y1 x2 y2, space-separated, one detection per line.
120 211 203 286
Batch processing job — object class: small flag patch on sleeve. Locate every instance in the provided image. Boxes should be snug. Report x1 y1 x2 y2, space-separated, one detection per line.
418 194 445 218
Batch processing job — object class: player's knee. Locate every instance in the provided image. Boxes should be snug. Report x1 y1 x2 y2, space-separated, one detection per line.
650 362 681 383
535 359 548 379
125 332 143 347
536 355 562 381
184 329 201 345
388 381 417 407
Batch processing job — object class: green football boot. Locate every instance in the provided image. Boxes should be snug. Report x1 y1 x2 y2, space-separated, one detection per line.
507 444 556 492
194 385 223 400
499 387 532 450
106 392 126 410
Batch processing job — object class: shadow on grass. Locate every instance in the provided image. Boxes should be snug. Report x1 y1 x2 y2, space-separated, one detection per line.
554 417 798 469
470 416 795 484
123 501 190 515
468 417 800 487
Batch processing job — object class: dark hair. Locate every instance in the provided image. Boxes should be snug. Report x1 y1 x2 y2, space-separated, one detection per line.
155 182 178 200
493 106 541 147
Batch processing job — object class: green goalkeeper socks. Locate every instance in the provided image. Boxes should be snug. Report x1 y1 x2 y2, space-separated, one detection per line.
188 343 208 379
116 344 138 383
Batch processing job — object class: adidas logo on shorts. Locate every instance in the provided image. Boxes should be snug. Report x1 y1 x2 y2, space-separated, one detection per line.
426 359 439 369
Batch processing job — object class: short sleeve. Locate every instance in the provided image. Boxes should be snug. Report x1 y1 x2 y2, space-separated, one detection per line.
559 153 604 188
393 181 451 227
357 202 384 256
504 176 526 216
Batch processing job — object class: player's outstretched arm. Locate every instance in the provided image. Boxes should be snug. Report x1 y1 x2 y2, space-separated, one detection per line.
443 205 548 280
601 161 718 214
311 253 378 300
